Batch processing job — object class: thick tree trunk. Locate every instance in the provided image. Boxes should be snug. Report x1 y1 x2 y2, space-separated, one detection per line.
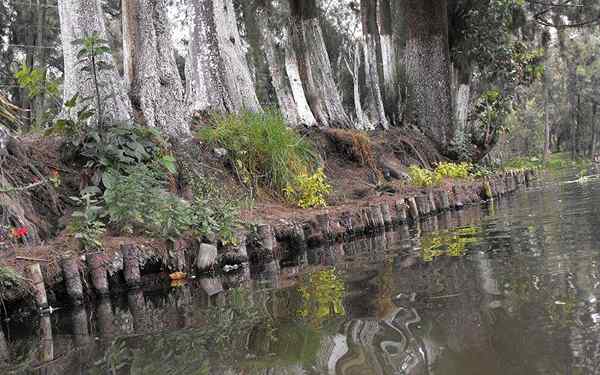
404 0 453 150
256 1 316 127
186 0 261 115
289 0 351 128
58 0 132 125
377 0 398 118
361 0 389 130
122 0 190 138
591 103 597 158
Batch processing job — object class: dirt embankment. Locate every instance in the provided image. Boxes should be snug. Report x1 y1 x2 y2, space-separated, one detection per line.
0 126 461 306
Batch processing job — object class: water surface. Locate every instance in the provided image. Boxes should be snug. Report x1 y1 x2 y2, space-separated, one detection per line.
4 168 600 374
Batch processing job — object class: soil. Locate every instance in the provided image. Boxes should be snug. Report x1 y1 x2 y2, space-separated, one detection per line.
0 126 448 292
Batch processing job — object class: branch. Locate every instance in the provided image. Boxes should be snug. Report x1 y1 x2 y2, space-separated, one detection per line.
0 179 48 193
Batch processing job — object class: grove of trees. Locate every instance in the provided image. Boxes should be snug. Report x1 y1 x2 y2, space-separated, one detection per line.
1 1 600 161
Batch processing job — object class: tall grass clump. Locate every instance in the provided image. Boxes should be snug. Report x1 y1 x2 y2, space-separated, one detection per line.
199 111 319 193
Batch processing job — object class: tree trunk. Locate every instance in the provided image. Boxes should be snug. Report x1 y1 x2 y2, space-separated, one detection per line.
186 0 261 115
591 103 597 158
58 0 132 125
543 54 551 162
360 0 389 130
256 1 316 127
122 0 190 138
344 44 368 130
289 0 351 128
404 0 453 150
377 0 398 119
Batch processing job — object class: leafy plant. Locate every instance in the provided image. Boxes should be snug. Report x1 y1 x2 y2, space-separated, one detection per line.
102 165 191 239
15 64 61 127
408 165 441 188
199 111 318 194
284 168 332 208
69 187 106 251
72 33 114 127
435 162 472 179
189 176 240 244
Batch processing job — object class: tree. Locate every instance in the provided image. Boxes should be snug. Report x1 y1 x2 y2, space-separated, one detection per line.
57 0 132 125
360 0 389 130
186 0 261 115
122 0 190 138
403 0 453 150
289 0 351 128
255 0 317 127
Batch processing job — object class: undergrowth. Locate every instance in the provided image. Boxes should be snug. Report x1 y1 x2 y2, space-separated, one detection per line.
200 111 331 208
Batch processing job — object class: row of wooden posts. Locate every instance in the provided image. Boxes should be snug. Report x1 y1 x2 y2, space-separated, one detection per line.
22 169 535 312
25 245 142 310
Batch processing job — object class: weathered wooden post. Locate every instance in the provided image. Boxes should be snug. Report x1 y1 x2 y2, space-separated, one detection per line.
25 263 48 310
86 252 109 296
257 224 275 253
438 190 450 211
407 197 419 221
415 195 430 217
61 255 83 304
96 297 114 337
71 306 91 347
339 211 354 238
39 315 54 363
369 205 385 230
380 202 393 227
196 243 218 272
395 200 408 223
428 192 437 214
122 244 141 288
316 213 332 240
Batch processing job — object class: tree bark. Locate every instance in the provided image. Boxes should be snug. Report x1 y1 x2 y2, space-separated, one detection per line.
256 1 316 127
377 0 398 119
361 0 389 130
543 51 551 162
344 43 368 130
404 0 453 150
58 0 132 125
186 0 261 115
122 0 190 138
289 0 351 128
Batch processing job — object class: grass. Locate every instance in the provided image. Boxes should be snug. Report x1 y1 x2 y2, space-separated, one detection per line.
199 111 319 194
503 152 591 173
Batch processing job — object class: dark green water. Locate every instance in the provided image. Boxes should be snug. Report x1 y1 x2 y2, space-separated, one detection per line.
4 168 600 375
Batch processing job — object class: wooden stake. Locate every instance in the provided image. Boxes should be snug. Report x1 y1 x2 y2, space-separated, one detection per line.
86 252 109 295
25 263 48 309
61 256 83 304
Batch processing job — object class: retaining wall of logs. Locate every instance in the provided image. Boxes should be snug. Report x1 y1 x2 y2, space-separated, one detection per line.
16 169 536 314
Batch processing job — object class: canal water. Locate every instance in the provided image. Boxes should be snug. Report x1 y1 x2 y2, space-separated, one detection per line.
3 167 600 374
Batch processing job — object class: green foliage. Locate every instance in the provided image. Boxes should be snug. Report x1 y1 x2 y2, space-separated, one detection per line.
102 165 192 239
72 33 114 126
199 111 318 194
408 165 441 188
409 162 474 188
189 176 240 244
14 64 61 128
284 168 332 208
421 226 480 262
102 165 239 242
69 187 106 251
298 268 345 327
435 162 472 179
45 94 93 138
0 266 26 295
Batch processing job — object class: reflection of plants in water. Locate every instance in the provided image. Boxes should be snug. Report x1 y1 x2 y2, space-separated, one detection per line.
376 260 395 319
420 226 480 262
88 288 264 375
297 268 345 327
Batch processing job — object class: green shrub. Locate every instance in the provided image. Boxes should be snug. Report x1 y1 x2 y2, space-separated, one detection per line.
102 165 193 239
199 111 318 193
284 168 332 208
102 165 239 242
69 187 107 251
435 162 472 179
408 165 442 188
